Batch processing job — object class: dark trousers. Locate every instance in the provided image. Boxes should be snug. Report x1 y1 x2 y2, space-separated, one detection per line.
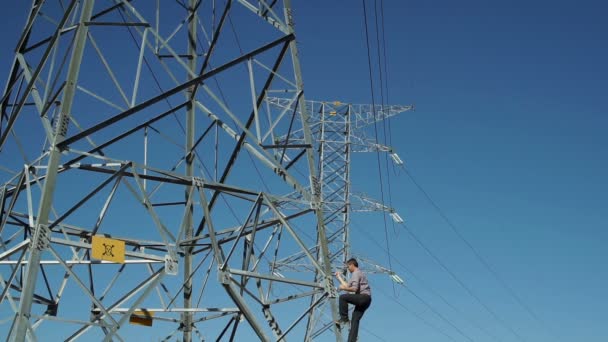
339 293 372 342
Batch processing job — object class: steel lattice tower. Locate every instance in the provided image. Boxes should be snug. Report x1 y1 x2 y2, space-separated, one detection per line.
0 1 344 340
265 98 412 339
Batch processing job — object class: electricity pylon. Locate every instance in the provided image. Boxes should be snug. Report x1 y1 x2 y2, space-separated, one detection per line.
265 97 413 339
0 1 343 341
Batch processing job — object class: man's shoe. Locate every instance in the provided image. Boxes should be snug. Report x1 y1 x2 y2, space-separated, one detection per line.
335 317 349 326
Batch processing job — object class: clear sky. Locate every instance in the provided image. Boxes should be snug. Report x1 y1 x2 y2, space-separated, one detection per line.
292 1 608 341
1 1 607 341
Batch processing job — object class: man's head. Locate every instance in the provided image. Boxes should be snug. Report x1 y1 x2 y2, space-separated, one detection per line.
346 258 358 273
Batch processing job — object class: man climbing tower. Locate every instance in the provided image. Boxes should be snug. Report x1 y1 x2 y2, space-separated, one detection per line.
335 258 372 342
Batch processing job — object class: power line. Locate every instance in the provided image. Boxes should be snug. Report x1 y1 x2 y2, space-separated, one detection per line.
375 286 459 342
403 285 476 342
360 326 390 342
371 0 398 238
361 0 395 294
378 0 394 151
401 166 560 341
401 221 527 342
351 220 504 342
361 2 548 338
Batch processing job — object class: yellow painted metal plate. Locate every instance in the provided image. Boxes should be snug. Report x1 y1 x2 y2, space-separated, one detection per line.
129 310 154 327
91 236 125 263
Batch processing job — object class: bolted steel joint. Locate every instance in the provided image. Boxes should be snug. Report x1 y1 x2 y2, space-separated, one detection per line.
34 224 51 251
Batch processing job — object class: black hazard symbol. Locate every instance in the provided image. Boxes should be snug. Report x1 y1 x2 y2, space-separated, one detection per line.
102 243 115 257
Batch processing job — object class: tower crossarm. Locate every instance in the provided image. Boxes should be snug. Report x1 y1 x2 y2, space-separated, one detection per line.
350 192 405 224
265 97 414 132
348 103 414 129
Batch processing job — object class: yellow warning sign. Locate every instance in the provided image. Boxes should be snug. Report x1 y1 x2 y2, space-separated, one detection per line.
333 101 342 106
92 236 125 263
129 310 154 327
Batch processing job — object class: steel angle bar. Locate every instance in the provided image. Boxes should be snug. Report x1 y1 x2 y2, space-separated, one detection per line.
197 84 312 200
115 0 196 77
160 328 180 342
90 2 134 21
190 208 312 254
0 260 165 265
310 320 336 340
195 184 224 265
249 224 280 274
20 22 79 55
12 1 94 338
24 167 37 230
130 27 148 107
242 197 263 282
215 315 236 341
101 270 164 342
277 292 328 341
268 289 323 305
123 169 177 245
0 171 26 236
248 59 262 141
227 268 323 289
162 0 201 46
57 26 294 148
195 252 216 307
83 21 150 27
144 261 168 309
227 276 265 306
165 250 212 309
0 245 27 306
255 58 297 90
0 239 30 261
222 281 270 341
30 314 108 328
49 237 165 262
47 245 120 328
236 0 288 33
189 0 231 99
0 0 79 151
85 33 129 106
46 163 130 230
13 54 54 141
192 37 292 236
221 194 263 269
65 267 166 341
76 85 125 112
175 185 197 244
110 307 240 313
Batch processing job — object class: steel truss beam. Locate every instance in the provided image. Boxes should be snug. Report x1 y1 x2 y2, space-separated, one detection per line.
1 0 339 341
265 97 413 339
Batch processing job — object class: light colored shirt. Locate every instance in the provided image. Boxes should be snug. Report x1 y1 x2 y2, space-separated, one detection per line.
348 269 371 296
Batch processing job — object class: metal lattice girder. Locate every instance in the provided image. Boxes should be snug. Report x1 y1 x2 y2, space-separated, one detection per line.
264 98 413 265
0 1 342 341
264 97 413 338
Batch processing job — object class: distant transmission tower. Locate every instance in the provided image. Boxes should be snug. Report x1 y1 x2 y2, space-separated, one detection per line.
265 98 412 339
0 1 344 341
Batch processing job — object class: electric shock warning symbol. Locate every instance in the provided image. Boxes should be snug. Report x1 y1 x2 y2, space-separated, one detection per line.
92 236 125 263
103 243 114 257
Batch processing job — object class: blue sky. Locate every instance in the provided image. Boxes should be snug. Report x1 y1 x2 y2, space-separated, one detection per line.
295 1 608 341
1 1 607 341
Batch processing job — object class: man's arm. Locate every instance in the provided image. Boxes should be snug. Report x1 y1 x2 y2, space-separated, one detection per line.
334 271 359 293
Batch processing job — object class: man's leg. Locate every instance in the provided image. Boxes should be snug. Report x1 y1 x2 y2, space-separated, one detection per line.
339 294 356 321
347 295 371 342
347 307 365 342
